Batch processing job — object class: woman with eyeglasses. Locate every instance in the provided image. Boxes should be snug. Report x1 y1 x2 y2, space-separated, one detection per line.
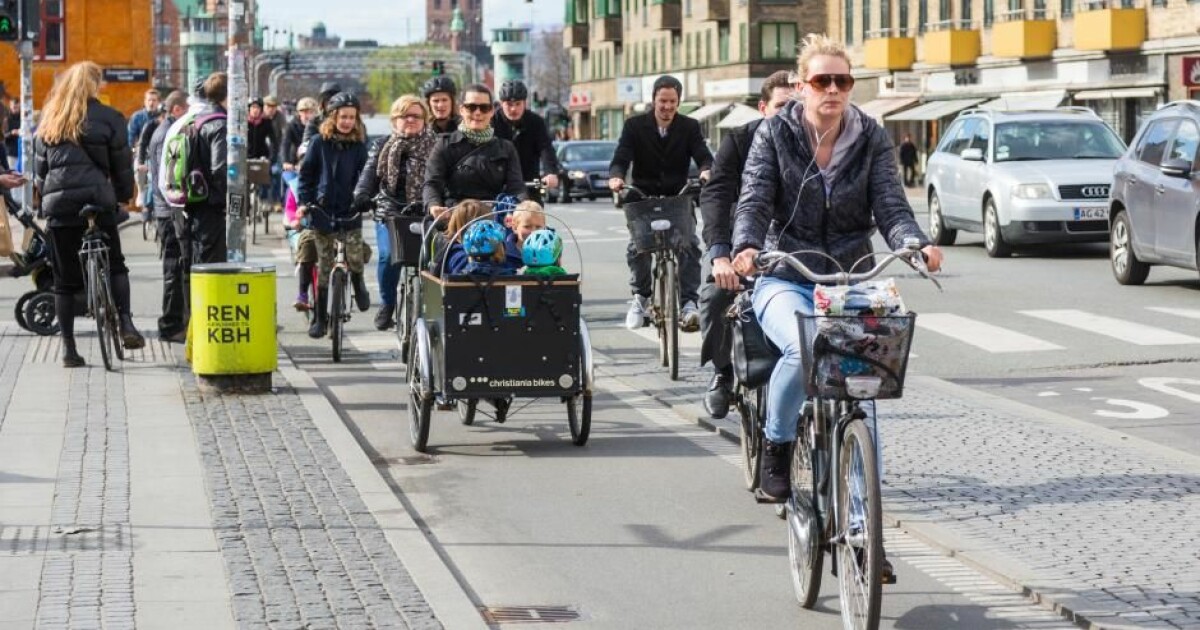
729 35 944 523
422 83 526 220
353 95 438 330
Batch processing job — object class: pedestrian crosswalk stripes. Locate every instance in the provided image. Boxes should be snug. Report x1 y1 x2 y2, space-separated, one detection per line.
1146 306 1200 321
1020 309 1200 345
916 313 1065 353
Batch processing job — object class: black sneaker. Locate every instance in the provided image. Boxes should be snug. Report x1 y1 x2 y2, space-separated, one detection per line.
374 305 395 331
758 439 792 502
352 273 371 312
703 370 733 419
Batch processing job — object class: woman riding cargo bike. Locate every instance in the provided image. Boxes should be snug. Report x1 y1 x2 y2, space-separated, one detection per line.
730 34 943 630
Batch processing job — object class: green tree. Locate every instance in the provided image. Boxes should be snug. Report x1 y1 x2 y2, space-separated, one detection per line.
366 45 470 109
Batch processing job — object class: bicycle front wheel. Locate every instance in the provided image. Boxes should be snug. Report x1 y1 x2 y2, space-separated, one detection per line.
665 256 679 380
654 256 668 367
330 269 347 362
88 256 114 371
836 418 883 630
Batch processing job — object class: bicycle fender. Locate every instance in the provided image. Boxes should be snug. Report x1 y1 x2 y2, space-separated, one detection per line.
579 317 595 395
413 319 435 394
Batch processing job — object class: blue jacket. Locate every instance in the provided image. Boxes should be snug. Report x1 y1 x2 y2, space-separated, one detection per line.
298 131 368 233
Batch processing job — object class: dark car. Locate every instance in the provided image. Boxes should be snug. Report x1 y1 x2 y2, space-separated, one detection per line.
550 141 618 203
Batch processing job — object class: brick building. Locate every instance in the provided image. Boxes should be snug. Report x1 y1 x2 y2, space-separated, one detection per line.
428 0 490 70
563 0 826 143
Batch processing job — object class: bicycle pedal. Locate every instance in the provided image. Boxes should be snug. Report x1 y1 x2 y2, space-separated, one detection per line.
753 489 787 504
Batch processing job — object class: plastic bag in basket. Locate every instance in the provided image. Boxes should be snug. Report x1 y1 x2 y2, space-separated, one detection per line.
813 278 907 316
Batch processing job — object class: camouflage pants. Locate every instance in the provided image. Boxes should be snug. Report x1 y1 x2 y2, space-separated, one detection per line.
295 228 372 286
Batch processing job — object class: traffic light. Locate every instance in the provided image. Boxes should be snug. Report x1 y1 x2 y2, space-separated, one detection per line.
0 1 18 41
18 0 38 42
431 60 445 76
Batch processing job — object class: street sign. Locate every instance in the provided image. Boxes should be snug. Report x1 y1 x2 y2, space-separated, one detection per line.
1183 57 1200 87
102 68 150 83
616 78 640 103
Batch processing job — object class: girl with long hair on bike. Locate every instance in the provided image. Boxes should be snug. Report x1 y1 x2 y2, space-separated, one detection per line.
34 61 145 368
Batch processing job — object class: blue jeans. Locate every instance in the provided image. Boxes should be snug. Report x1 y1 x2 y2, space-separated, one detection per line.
374 221 401 307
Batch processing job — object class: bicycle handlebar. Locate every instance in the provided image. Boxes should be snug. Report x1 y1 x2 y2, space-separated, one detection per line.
755 237 942 290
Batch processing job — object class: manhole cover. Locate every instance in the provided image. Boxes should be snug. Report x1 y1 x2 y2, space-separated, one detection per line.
481 606 580 624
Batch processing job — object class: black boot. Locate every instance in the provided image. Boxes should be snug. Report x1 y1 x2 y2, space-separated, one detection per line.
374 305 395 331
308 289 328 338
111 273 145 350
758 439 792 502
55 294 85 368
704 366 734 420
351 272 370 312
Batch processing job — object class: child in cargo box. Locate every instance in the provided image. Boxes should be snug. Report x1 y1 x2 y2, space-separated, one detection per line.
503 200 546 268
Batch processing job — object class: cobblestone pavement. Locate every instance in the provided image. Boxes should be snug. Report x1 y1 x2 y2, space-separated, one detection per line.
180 371 443 630
589 330 1200 630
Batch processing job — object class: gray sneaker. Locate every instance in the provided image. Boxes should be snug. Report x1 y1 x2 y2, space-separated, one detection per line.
680 300 700 332
624 294 650 330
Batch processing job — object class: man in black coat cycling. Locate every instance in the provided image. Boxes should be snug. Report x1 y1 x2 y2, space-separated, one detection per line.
608 75 712 334
492 80 560 202
696 70 793 420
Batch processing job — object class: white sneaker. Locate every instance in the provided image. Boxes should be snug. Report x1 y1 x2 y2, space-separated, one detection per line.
680 300 700 332
624 295 650 330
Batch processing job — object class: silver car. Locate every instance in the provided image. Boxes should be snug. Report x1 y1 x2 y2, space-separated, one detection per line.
1109 100 1200 285
926 107 1127 257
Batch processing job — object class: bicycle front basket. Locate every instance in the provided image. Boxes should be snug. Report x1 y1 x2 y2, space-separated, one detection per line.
622 196 695 254
797 312 916 400
246 159 272 186
386 214 425 267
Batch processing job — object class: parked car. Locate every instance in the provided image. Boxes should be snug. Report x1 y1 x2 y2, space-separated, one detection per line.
1109 100 1200 285
548 141 618 203
925 107 1126 257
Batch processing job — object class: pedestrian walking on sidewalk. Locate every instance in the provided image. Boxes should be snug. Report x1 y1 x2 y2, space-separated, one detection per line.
353 94 437 331
696 70 793 419
34 61 145 368
179 72 230 267
899 133 918 187
147 90 190 342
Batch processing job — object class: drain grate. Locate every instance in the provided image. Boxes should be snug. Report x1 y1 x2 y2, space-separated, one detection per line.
481 606 580 624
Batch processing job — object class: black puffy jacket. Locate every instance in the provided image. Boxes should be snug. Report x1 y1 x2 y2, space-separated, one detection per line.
733 102 929 283
281 117 305 166
422 131 526 207
491 109 561 182
34 98 134 228
298 130 368 233
699 118 761 261
187 104 229 214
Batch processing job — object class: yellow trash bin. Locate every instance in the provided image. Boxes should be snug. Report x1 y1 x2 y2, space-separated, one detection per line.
190 263 277 376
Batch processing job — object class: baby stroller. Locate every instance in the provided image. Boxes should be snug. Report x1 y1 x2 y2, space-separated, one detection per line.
8 196 59 335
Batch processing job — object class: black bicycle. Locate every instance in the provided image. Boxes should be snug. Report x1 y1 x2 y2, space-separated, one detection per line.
78 205 124 371
378 196 427 363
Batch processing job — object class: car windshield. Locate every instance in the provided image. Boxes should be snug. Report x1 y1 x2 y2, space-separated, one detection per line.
994 121 1126 162
562 143 616 162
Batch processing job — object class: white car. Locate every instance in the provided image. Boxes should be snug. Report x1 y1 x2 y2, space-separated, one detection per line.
925 107 1127 257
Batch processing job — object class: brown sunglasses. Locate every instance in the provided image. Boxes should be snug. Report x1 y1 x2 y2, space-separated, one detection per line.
805 74 856 91
462 102 494 113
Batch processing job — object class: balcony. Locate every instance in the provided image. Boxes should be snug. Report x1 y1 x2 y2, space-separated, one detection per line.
649 1 682 31
690 0 729 21
1074 0 1146 51
563 23 588 49
991 9 1056 58
921 20 981 66
596 16 622 41
864 29 916 70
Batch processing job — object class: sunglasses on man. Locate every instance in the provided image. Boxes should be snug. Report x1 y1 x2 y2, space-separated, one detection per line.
462 103 494 113
790 73 856 91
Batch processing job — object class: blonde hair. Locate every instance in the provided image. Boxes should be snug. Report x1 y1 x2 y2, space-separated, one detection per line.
37 61 103 145
319 106 366 142
390 95 427 121
510 200 545 226
796 34 852 79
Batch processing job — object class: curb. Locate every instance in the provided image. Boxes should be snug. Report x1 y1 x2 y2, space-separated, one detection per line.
277 355 489 630
592 351 1146 630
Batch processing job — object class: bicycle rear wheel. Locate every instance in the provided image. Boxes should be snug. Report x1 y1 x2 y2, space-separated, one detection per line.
737 384 765 490
665 257 679 381
654 257 668 367
88 257 114 371
330 268 347 362
836 418 883 630
106 273 124 362
788 403 824 609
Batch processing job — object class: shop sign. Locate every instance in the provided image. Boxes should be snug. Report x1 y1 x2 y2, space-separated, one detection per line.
568 90 592 109
1183 57 1200 87
616 78 641 103
892 72 923 94
953 69 978 86
1110 55 1147 77
102 68 150 83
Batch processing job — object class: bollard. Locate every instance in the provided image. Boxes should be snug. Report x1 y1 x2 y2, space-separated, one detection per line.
189 263 277 393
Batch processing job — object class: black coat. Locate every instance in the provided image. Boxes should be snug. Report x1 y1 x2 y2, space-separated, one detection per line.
430 114 462 135
491 109 561 182
733 102 929 283
247 117 277 161
699 118 761 261
34 99 134 228
422 132 526 207
281 117 305 166
899 140 918 167
608 112 713 197
188 104 229 213
298 132 368 233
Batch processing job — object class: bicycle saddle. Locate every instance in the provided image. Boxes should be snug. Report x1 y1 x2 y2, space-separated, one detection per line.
78 204 105 220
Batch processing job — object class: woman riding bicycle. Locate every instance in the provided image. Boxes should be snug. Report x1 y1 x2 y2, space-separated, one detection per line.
353 94 437 331
34 61 146 368
297 91 371 339
422 83 526 220
730 35 943 502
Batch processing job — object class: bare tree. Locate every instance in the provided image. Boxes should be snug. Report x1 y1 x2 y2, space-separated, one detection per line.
528 29 571 105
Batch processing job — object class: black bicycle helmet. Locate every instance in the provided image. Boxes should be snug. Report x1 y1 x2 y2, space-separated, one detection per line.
248 97 264 108
421 75 458 99
325 91 360 111
498 80 529 102
318 81 342 98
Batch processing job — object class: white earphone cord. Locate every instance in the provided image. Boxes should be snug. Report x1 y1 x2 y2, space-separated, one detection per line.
776 123 835 242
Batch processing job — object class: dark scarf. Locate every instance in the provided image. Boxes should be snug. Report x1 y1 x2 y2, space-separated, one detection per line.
377 127 437 203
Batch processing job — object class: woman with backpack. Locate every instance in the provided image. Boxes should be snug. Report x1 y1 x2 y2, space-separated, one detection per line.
34 61 145 368
296 91 371 339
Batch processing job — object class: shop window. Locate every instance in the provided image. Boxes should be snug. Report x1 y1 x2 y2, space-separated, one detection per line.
761 22 797 60
36 0 65 61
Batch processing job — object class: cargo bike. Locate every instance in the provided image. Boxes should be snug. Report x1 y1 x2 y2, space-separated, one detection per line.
405 211 594 453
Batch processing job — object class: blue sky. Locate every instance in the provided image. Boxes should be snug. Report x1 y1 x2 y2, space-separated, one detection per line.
257 0 564 46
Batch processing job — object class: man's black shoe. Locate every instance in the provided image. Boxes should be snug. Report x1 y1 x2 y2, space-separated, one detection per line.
703 370 733 419
757 439 792 502
159 329 187 344
374 305 395 331
352 272 371 312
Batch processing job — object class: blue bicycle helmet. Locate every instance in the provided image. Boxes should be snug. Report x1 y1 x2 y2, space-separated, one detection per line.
462 220 506 257
522 228 562 267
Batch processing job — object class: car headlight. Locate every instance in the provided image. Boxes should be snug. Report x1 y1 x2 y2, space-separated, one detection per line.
1012 184 1052 200
569 170 587 179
